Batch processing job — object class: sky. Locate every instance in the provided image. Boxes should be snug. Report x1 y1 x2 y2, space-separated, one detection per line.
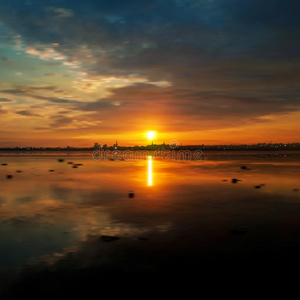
0 0 299 147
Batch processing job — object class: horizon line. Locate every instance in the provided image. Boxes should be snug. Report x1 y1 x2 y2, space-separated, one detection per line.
0 142 300 149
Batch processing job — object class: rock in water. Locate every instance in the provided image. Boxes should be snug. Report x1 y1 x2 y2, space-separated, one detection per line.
100 235 120 242
128 191 135 198
231 229 246 235
231 178 241 183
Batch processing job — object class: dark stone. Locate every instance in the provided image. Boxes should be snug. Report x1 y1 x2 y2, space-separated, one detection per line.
254 186 261 189
6 175 13 179
231 229 246 235
128 192 135 198
100 235 120 242
72 165 78 168
241 166 252 170
16 170 22 173
1 163 7 166
222 179 228 181
49 170 55 172
231 178 241 183
67 162 73 164
58 159 64 162
293 189 299 192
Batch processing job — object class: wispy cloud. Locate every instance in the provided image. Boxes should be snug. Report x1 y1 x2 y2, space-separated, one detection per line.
0 98 12 102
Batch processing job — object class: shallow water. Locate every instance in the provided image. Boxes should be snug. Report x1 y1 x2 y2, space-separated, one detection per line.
0 152 299 297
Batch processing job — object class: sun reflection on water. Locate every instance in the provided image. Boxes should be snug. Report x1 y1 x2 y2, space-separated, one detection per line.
147 156 153 186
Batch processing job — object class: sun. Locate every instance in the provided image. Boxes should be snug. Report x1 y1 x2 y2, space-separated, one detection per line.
147 131 156 140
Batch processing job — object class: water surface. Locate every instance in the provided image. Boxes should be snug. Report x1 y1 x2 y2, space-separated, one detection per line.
0 152 299 297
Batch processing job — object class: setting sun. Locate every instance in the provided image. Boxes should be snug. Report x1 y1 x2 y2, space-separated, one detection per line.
147 131 156 140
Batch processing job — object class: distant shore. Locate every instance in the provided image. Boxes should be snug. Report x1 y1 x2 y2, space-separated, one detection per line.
0 149 300 160
0 142 299 152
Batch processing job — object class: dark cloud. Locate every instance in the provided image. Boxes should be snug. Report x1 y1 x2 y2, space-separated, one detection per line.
31 95 81 104
34 127 50 131
79 99 121 111
16 110 40 117
0 89 25 94
0 98 12 102
49 116 73 128
29 86 57 91
49 99 79 104
76 83 297 130
0 87 81 106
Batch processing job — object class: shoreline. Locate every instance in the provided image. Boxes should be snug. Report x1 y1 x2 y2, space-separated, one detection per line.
0 149 300 159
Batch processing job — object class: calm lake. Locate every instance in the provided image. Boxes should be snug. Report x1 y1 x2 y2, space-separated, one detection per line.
0 151 299 298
